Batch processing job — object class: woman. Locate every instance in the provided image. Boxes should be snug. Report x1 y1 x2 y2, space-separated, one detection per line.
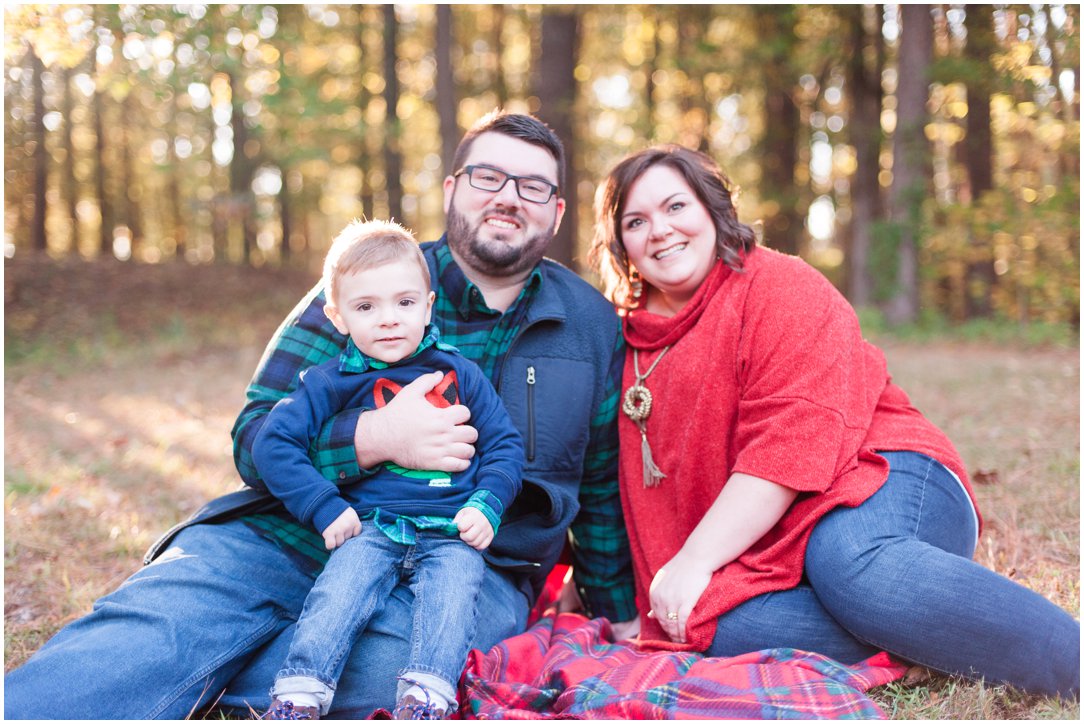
588 144 1078 698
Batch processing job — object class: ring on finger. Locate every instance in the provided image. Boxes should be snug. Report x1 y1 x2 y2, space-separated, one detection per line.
666 611 679 621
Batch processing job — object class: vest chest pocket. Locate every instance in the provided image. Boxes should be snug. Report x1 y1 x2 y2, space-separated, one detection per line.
501 357 594 473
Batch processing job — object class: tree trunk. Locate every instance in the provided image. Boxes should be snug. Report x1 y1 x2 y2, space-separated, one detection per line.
168 169 185 261
1049 3 1080 124
122 92 143 259
279 165 292 264
436 4 458 175
168 52 186 261
1047 4 1080 179
642 8 661 141
227 70 254 264
383 4 403 223
212 196 228 263
846 4 884 307
360 145 374 221
29 45 48 254
354 4 374 219
962 5 997 318
493 5 508 106
676 6 712 152
93 43 112 257
885 4 933 325
62 65 81 253
534 7 579 269
753 6 803 256
963 7 995 199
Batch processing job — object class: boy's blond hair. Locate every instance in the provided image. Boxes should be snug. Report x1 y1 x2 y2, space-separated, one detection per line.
322 219 431 304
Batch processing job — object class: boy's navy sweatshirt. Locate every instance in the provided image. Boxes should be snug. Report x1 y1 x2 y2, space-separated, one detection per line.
253 330 524 534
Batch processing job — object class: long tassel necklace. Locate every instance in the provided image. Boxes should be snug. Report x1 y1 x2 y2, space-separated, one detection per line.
621 346 672 487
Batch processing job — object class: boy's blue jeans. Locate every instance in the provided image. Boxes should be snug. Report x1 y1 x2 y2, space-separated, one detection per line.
708 451 1080 698
271 526 484 715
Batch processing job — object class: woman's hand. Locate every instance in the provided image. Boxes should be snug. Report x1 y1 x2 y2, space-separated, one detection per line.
645 472 798 643
647 551 713 643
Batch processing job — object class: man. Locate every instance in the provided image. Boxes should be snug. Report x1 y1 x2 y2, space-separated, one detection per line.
5 111 638 719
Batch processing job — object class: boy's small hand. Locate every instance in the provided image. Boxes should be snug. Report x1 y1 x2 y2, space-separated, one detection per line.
454 507 494 551
322 508 362 550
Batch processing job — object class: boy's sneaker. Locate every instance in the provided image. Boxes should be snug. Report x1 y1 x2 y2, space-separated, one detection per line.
392 686 447 720
260 697 320 720
392 693 446 720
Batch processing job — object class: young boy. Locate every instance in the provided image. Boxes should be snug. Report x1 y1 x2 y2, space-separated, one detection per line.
253 219 523 720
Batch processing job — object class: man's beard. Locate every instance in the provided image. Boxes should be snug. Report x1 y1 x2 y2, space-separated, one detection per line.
446 204 554 278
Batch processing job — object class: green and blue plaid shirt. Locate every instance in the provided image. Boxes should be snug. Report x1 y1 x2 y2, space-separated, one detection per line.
232 239 635 621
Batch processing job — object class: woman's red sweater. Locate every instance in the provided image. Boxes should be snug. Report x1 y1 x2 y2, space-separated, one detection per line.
620 247 978 651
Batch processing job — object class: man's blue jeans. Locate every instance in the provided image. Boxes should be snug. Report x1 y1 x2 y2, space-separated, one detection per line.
708 451 1080 698
271 526 485 715
3 518 526 719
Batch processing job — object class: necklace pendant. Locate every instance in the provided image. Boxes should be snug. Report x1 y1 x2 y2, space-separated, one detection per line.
622 383 653 422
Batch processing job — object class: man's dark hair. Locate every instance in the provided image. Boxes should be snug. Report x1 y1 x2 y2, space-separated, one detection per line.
451 110 566 190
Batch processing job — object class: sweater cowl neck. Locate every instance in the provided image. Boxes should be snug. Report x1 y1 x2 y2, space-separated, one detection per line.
623 259 730 351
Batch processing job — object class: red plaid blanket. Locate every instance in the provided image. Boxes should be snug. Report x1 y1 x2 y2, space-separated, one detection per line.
458 612 907 719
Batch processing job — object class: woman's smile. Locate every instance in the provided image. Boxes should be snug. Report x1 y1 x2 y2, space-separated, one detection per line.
653 242 688 261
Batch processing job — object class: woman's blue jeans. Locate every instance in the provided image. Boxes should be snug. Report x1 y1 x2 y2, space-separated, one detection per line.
3 518 526 719
271 526 485 715
707 451 1080 698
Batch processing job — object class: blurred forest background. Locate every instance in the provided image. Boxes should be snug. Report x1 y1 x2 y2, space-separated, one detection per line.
3 3 1080 327
4 8 1080 716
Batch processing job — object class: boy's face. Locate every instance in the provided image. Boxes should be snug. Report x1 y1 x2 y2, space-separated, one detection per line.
324 260 435 364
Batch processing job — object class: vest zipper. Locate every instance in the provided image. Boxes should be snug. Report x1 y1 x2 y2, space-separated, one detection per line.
526 365 536 462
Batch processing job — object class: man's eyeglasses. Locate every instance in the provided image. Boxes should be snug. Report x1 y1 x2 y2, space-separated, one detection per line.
453 165 558 204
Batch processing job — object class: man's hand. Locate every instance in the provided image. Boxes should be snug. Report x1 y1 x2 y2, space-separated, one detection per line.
454 507 494 551
322 507 362 550
354 371 478 471
610 615 641 641
555 574 584 613
554 572 639 641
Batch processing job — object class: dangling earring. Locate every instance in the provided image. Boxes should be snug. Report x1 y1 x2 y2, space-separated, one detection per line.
629 267 643 307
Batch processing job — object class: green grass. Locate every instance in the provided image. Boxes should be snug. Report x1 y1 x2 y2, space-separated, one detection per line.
856 306 1079 347
872 676 1080 719
4 469 53 497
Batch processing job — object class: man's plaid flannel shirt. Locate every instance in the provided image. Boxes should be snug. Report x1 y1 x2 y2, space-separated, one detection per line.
231 240 636 622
